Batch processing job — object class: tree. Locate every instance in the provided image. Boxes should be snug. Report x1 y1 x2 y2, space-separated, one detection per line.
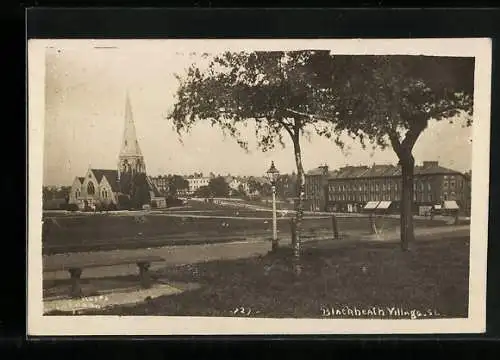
167 175 189 196
193 185 212 198
42 186 53 203
275 174 297 200
231 183 247 198
170 50 340 273
131 173 151 209
327 55 474 250
208 176 231 197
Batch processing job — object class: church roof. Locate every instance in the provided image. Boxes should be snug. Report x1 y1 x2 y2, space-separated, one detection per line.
90 169 120 192
77 177 85 184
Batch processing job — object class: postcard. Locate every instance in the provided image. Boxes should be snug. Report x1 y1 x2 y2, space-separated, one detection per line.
28 38 491 335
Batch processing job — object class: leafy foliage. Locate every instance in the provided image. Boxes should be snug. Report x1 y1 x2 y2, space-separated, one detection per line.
327 55 475 154
208 176 231 197
170 50 342 152
167 174 189 196
131 173 151 209
324 55 475 249
193 185 212 198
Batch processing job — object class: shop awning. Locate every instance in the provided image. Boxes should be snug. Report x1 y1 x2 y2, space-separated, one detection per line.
377 201 392 210
364 201 380 210
444 201 460 210
433 205 442 210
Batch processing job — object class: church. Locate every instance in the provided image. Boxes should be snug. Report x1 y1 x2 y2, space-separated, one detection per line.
68 93 166 210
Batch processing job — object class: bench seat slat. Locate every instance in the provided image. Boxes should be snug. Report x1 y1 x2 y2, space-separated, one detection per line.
43 256 165 273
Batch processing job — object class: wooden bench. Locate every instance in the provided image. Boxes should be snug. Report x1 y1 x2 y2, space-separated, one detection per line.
43 255 165 299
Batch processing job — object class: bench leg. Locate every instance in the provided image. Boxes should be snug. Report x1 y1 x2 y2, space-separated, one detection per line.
68 268 83 299
137 262 152 289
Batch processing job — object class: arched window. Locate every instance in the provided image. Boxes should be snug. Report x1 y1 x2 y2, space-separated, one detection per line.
87 181 95 195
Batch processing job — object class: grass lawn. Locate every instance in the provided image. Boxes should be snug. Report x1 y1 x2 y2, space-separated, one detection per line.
54 236 469 319
42 207 451 255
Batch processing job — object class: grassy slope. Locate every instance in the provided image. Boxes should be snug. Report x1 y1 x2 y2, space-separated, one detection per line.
48 236 469 318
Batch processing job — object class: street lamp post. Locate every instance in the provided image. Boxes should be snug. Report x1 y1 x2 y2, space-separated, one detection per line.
266 161 280 252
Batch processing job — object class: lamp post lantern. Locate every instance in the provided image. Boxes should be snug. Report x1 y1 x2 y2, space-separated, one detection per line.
266 161 280 252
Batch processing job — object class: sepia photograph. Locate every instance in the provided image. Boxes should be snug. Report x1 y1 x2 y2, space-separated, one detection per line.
28 38 491 335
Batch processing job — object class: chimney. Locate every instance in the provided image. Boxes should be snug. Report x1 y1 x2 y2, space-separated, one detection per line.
423 161 439 169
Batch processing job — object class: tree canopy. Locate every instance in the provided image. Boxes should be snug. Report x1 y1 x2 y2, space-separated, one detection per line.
208 176 231 197
170 50 343 151
327 55 474 153
324 55 475 249
167 175 189 196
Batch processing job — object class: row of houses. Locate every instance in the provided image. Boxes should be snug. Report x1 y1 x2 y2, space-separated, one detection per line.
305 161 471 215
150 174 268 197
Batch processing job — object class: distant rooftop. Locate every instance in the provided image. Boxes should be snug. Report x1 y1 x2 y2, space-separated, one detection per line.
307 161 465 180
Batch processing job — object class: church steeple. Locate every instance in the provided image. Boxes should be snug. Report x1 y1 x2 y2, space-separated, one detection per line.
118 92 146 182
120 91 143 158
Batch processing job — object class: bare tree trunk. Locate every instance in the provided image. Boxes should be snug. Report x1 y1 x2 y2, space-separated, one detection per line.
400 153 415 251
292 137 305 276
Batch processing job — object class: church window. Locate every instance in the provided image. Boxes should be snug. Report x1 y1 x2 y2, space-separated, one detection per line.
87 181 95 195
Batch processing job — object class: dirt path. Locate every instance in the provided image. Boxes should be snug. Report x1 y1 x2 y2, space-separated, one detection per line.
42 225 469 282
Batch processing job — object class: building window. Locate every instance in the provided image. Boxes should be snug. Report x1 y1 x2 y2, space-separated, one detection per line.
443 181 449 188
450 180 456 189
443 192 448 200
375 184 379 191
450 191 456 200
428 193 433 202
420 182 424 191
428 182 432 191
87 182 95 195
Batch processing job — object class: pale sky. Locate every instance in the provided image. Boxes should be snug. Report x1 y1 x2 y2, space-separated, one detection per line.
43 42 473 186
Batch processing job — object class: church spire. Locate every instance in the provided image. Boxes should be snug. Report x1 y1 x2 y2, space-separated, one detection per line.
120 91 143 157
118 92 146 181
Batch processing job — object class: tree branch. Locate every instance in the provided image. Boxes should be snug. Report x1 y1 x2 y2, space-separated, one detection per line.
277 117 294 138
388 129 403 158
285 107 331 121
401 118 427 151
